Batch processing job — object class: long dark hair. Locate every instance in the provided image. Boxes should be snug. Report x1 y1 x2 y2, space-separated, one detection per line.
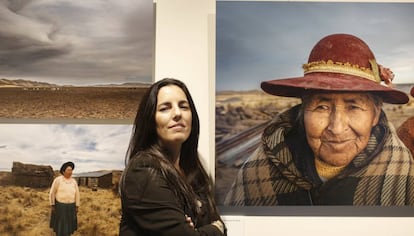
124 78 220 222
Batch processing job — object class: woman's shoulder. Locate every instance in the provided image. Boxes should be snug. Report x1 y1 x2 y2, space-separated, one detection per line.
122 152 166 194
128 151 162 170
54 175 64 181
51 175 64 186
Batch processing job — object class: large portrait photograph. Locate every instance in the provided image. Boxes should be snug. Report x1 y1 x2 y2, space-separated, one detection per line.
215 1 414 215
0 0 153 235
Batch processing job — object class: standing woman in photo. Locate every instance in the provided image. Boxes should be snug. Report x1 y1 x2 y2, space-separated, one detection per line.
49 161 80 236
119 78 226 235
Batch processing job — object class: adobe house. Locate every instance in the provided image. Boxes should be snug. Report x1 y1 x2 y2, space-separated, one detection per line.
73 170 113 189
11 161 54 188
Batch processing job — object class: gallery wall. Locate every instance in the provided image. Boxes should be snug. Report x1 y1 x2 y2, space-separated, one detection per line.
153 0 414 235
154 0 216 172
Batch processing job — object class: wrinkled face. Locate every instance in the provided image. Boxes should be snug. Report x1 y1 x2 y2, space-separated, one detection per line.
155 85 192 150
303 93 380 166
63 166 73 178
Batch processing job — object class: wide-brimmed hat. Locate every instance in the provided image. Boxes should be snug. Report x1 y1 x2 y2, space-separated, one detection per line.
60 161 75 174
261 34 409 104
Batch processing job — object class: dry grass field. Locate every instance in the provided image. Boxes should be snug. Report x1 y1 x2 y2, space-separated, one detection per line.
0 87 148 121
0 185 121 236
215 89 414 204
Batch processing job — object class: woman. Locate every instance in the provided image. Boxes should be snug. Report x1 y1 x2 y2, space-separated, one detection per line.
49 161 80 236
119 78 226 235
224 34 414 206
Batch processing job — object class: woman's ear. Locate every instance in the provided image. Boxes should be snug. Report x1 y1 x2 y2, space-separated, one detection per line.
371 104 382 127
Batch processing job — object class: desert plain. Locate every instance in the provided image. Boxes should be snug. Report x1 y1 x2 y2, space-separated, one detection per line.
0 86 148 121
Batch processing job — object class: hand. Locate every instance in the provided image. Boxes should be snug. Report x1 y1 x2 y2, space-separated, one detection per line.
185 215 194 229
76 206 79 213
51 205 55 212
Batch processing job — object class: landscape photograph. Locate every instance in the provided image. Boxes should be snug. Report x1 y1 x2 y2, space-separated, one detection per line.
0 0 153 121
215 1 414 206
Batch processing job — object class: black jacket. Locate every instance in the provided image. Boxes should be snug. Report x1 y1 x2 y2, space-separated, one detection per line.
120 154 224 236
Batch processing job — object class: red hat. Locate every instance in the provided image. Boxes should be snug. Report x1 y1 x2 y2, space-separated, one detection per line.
411 87 414 97
261 34 409 104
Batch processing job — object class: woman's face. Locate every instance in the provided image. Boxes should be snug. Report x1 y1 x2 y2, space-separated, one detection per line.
63 166 73 178
155 85 192 150
303 93 380 166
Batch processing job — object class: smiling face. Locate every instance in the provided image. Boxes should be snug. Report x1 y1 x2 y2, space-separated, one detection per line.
155 85 192 151
303 93 381 166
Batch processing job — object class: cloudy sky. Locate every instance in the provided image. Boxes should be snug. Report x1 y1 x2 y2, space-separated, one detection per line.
0 124 131 173
216 1 414 91
0 0 153 86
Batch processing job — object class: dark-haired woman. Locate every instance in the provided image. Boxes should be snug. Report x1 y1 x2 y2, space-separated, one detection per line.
49 161 80 236
119 78 226 235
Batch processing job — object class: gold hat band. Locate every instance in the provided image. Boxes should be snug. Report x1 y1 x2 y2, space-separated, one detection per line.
302 60 381 83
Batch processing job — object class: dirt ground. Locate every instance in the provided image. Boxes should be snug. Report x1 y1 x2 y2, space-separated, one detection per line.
0 87 148 121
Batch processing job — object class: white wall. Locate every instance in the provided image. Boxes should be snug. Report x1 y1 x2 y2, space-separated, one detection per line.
153 0 414 235
154 0 215 172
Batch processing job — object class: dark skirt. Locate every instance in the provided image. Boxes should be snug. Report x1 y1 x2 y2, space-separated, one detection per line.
50 201 78 236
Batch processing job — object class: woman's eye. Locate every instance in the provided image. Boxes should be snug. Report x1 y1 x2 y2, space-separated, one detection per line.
179 102 190 110
314 105 329 111
348 105 364 111
158 106 169 112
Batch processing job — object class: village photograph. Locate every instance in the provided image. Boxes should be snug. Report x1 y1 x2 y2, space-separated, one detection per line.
0 163 123 235
0 124 131 235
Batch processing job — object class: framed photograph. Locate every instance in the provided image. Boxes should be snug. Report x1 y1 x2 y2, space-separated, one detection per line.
215 1 414 215
0 0 154 122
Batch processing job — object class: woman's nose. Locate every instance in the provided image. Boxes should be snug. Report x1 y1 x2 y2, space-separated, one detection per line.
327 108 348 134
172 106 182 119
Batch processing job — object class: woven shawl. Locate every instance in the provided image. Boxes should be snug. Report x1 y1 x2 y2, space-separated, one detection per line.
224 105 414 206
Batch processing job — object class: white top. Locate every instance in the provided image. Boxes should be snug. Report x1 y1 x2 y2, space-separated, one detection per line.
49 175 80 206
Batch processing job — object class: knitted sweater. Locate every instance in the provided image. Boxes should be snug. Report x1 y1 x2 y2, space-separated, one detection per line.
49 176 80 206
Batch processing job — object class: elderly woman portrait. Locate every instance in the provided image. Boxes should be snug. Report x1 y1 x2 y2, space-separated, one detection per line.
224 34 414 206
49 161 80 236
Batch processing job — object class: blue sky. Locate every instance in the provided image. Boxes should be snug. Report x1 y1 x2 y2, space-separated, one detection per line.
216 1 414 91
0 124 131 173
0 0 153 86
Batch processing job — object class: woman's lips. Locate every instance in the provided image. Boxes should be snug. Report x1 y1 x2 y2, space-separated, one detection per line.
169 123 185 129
322 139 353 150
